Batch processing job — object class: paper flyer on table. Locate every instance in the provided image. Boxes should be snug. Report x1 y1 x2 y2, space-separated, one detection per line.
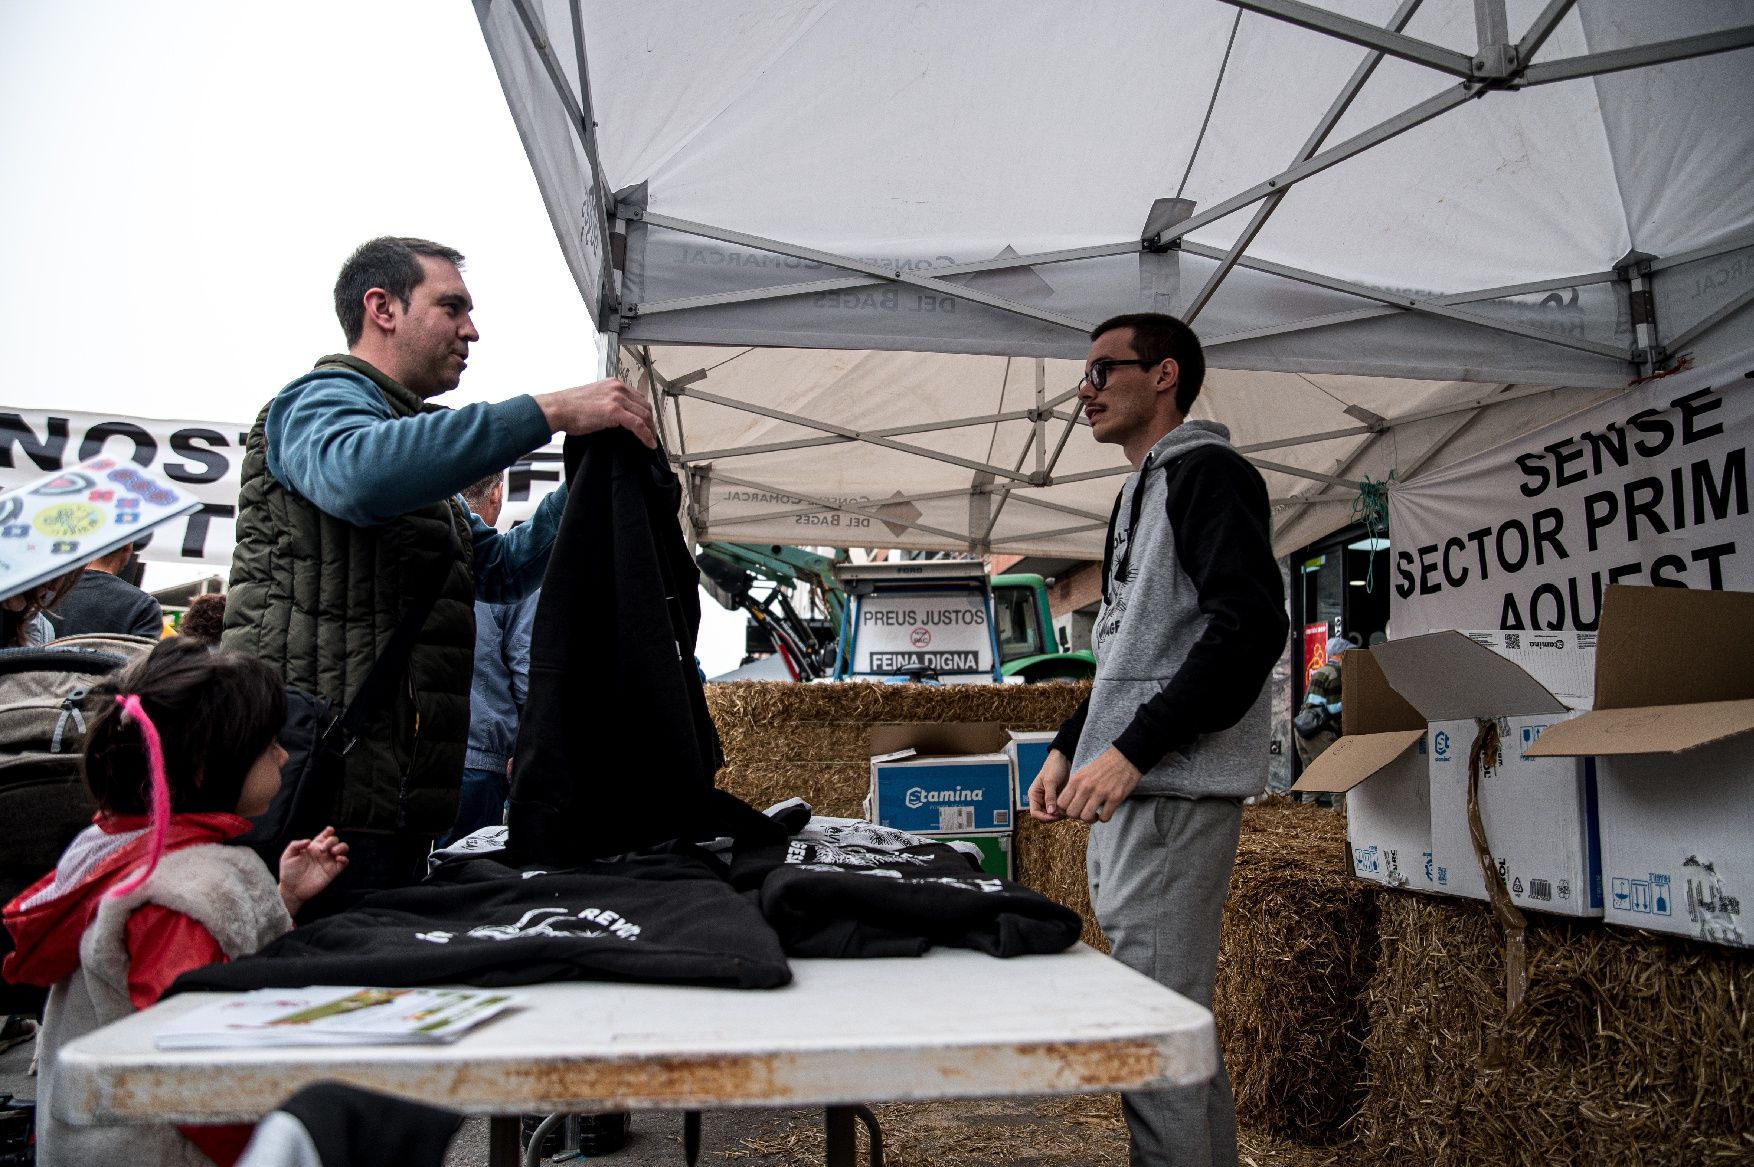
0 455 201 603
154 986 520 1049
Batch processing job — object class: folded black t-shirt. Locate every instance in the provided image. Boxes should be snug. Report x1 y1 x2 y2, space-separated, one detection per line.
747 834 1083 959
174 850 791 993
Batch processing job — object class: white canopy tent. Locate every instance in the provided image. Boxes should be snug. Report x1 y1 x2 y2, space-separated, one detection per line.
474 0 1754 560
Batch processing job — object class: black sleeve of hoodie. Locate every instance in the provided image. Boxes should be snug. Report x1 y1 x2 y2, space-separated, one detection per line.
1110 445 1289 772
1050 695 1089 760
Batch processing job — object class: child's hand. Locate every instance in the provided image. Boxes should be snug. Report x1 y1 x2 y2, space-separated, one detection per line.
278 826 350 917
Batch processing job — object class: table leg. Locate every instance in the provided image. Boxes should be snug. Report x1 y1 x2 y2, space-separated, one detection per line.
488 1115 521 1167
823 1105 883 1166
824 1106 857 1167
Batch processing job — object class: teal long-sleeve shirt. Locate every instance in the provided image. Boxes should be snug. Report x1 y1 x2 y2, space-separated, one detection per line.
264 369 565 603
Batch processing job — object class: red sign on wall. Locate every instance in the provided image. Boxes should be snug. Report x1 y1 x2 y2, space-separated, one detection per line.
1303 622 1331 685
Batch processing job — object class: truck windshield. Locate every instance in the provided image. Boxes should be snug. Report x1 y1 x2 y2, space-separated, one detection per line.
993 585 1042 662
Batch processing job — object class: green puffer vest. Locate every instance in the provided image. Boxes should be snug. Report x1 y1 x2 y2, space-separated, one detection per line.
222 356 476 837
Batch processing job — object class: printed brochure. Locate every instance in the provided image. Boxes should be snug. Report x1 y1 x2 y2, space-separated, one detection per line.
154 986 519 1049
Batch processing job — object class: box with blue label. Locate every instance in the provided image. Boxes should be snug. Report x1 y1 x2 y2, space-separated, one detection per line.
1007 730 1058 811
1373 633 1602 919
1292 647 1436 891
867 722 1013 835
1526 585 1753 948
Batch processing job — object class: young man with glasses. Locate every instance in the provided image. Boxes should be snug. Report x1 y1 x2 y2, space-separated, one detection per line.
1030 312 1287 1167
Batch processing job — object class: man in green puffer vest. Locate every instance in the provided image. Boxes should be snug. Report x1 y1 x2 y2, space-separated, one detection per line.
223 236 655 895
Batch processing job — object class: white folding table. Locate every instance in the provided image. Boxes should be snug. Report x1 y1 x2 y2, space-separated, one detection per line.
53 944 1214 1166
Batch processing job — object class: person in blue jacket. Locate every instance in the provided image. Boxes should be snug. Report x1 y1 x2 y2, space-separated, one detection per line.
222 236 655 893
438 471 539 847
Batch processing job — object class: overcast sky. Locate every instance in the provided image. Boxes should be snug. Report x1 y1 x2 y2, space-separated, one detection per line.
1 0 750 673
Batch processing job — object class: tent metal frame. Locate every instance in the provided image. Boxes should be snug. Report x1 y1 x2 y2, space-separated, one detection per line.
498 0 1753 552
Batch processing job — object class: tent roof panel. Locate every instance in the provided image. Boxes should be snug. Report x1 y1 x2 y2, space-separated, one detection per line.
480 0 1754 559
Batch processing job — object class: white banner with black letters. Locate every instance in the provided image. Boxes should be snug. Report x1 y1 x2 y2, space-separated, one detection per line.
0 409 564 583
1389 354 1753 639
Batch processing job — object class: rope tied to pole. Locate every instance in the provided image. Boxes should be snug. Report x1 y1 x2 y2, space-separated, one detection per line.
1466 716 1531 1068
1349 471 1395 591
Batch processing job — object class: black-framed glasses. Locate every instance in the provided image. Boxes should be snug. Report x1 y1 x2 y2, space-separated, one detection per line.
1078 358 1157 390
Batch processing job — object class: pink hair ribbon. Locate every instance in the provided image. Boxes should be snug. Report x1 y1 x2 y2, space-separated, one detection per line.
106 694 170 899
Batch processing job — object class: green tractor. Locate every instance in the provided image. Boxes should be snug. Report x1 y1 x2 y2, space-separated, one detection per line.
696 544 1092 683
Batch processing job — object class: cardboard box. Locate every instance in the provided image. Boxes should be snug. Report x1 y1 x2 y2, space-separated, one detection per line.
1525 585 1754 948
940 831 1014 879
1006 730 1058 811
1291 648 1435 891
867 722 1014 834
1373 632 1602 918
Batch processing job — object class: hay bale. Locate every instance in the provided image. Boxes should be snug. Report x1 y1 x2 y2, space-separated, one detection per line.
1358 893 1754 1165
1218 799 1378 1144
1015 815 1106 951
705 680 1088 821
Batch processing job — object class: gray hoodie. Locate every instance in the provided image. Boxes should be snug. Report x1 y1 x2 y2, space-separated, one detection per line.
1053 420 1288 800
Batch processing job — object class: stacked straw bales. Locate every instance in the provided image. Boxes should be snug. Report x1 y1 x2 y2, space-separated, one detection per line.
1219 799 1378 1144
703 682 1754 1161
1358 894 1754 1165
704 682 1375 1135
706 680 1087 818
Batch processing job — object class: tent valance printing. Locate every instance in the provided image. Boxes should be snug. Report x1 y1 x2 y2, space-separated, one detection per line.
474 0 1754 560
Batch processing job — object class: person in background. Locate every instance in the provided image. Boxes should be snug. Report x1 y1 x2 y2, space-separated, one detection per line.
1294 636 1351 770
177 593 227 646
3 638 348 1166
1031 312 1286 1167
222 236 655 894
48 544 164 640
2 569 82 647
438 472 538 847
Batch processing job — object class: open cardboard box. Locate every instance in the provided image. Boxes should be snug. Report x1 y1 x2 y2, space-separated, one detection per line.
1370 630 1602 917
1006 730 1058 811
1291 647 1433 890
1525 585 1754 947
866 722 1014 835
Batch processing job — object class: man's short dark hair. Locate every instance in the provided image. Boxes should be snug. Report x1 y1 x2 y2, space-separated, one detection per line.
1091 312 1206 414
334 236 466 346
461 472 503 509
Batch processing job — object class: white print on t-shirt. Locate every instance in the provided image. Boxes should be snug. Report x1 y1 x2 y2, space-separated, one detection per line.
415 905 642 945
802 819 926 850
790 865 1005 894
786 840 934 868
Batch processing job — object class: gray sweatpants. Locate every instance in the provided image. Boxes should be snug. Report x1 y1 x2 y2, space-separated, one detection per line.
1088 795 1242 1167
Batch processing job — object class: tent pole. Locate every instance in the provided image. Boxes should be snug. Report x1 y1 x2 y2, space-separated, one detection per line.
1250 459 1356 489
667 382 1042 484
635 211 1092 334
1521 26 1754 86
1515 0 1577 66
676 409 1041 465
1616 252 1664 377
1146 84 1480 250
1664 285 1754 356
1186 0 1427 322
708 481 1111 532
508 0 615 314
1271 389 1497 539
1439 270 1618 303
1645 229 1754 274
1189 242 1630 360
1215 0 1473 77
635 77 1475 336
700 472 978 544
1033 359 1047 479
1472 0 1515 78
